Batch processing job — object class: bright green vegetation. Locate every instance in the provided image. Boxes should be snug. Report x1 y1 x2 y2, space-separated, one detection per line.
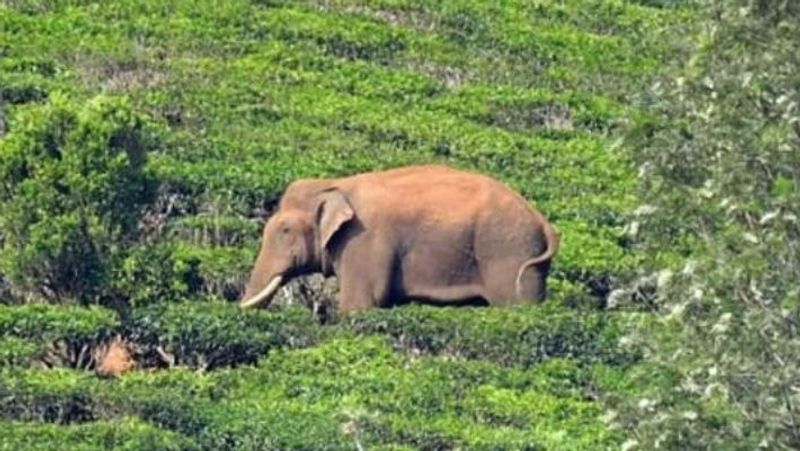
1 0 686 300
0 0 685 449
4 0 798 449
1 301 647 450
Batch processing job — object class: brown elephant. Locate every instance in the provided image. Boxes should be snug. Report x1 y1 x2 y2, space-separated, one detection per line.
240 165 559 312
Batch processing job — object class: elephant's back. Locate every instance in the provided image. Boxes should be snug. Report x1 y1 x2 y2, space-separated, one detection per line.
342 165 500 222
374 165 548 259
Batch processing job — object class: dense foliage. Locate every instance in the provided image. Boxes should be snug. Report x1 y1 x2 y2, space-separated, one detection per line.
622 1 800 448
1 0 796 449
0 94 160 304
1 0 684 305
0 301 644 449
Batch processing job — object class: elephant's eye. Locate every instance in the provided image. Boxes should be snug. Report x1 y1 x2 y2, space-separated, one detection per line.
281 226 290 234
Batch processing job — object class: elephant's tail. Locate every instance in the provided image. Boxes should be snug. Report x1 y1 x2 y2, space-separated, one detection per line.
515 220 560 301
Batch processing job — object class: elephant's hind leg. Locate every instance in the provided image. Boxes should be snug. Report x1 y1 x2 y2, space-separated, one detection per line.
516 265 548 303
481 258 541 305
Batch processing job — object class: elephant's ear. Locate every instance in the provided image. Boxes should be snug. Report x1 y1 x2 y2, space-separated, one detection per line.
316 189 354 250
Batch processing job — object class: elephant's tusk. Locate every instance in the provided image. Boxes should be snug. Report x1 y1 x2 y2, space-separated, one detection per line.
240 275 283 309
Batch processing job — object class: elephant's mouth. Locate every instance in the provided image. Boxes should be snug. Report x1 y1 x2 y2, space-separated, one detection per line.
239 275 284 309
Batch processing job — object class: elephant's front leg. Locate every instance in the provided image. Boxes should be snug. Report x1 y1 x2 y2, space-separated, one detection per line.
334 236 395 313
337 276 380 313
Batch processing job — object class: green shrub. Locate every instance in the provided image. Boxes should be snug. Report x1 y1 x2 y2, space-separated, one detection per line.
0 341 628 450
0 418 198 451
113 242 196 308
0 366 218 435
125 302 322 370
343 303 639 368
0 93 162 304
0 368 96 423
0 304 118 343
171 243 255 301
631 0 692 7
553 219 638 291
212 337 623 450
0 304 119 370
0 82 48 105
0 337 42 367
264 7 408 63
194 403 352 451
168 214 260 247
92 369 221 438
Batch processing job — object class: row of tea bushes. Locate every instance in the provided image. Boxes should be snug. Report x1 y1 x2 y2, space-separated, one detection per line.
1 418 196 451
0 337 631 449
0 297 640 373
2 324 743 450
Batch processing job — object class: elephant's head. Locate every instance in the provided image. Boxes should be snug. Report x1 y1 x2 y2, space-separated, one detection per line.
239 181 354 308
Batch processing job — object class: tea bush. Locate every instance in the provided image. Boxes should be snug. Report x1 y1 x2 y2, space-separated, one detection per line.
125 302 323 370
0 304 118 344
343 303 639 368
0 337 630 449
205 337 624 450
0 418 197 451
114 241 258 307
0 368 96 423
93 370 222 437
113 242 197 308
0 337 42 367
0 304 119 371
0 93 161 304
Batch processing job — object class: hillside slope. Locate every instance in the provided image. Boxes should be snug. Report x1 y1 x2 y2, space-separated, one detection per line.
0 1 689 449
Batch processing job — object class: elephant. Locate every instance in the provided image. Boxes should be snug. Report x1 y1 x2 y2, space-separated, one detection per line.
240 164 559 312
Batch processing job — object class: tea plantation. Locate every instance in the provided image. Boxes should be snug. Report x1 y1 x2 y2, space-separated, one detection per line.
2 0 799 449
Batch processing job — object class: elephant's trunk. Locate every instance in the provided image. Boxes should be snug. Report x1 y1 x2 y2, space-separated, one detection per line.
240 275 283 309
